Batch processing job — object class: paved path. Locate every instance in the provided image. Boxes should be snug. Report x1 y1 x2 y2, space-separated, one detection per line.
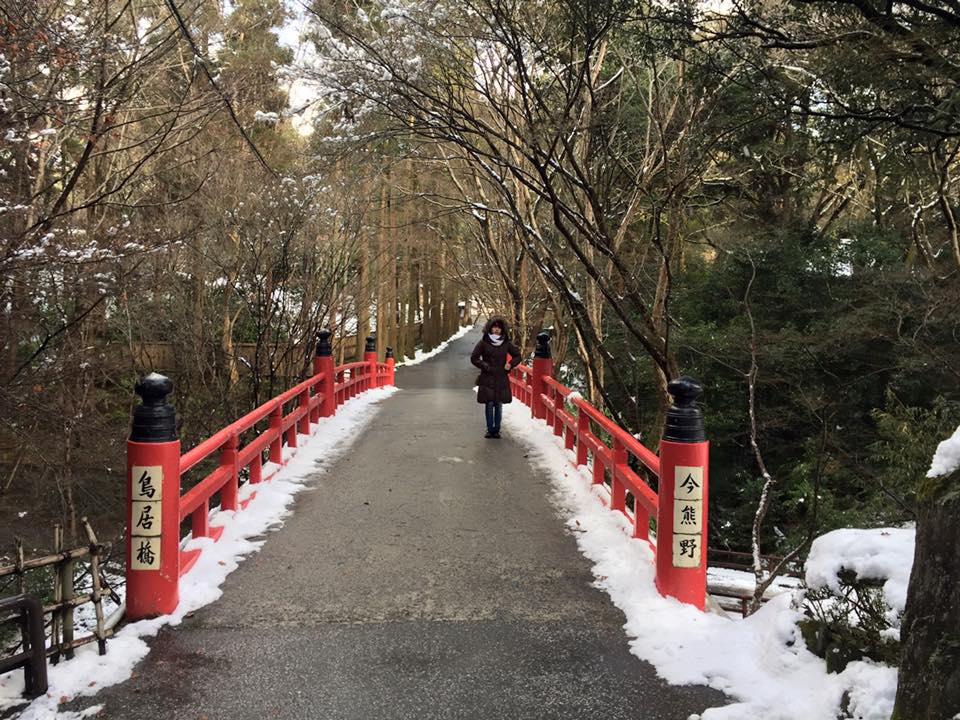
72 327 726 719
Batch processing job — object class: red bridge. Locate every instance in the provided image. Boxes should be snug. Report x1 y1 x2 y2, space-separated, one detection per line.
50 327 726 718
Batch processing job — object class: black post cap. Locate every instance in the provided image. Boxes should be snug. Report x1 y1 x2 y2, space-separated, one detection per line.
663 376 705 443
385 346 394 359
130 373 177 443
365 335 376 353
534 331 551 359
316 329 332 357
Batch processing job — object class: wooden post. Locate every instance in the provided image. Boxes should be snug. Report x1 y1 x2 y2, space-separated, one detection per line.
60 546 75 660
51 529 61 663
220 433 239 512
126 374 181 620
316 331 336 417
531 332 552 420
364 336 377 391
386 347 396 386
83 519 107 655
611 438 627 514
655 377 709 611
577 405 590 466
268 404 282 464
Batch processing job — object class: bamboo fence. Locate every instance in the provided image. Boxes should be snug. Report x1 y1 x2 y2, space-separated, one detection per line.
0 518 120 663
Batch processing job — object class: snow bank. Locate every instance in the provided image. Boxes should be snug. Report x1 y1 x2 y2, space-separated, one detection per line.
501 402 900 720
928 425 960 478
805 528 915 615
0 387 398 719
395 324 473 368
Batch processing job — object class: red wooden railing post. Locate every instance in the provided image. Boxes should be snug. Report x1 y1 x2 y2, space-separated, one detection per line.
268 404 282 463
655 377 709 610
298 388 310 435
250 451 262 484
611 437 627 514
386 347 396 385
316 330 337 418
220 432 239 511
126 374 181 620
553 387 564 437
593 451 605 485
364 335 377 391
286 411 298 449
576 405 589 466
311 338 322 423
531 331 552 420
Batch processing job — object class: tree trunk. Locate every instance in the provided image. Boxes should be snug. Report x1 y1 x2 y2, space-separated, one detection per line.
386 185 399 355
405 254 419 357
355 229 370 361
893 467 960 719
376 181 388 358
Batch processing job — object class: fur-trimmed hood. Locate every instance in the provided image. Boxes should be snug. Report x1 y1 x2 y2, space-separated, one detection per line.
482 316 512 343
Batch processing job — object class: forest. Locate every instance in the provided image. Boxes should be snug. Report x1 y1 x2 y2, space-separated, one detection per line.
1 0 959 716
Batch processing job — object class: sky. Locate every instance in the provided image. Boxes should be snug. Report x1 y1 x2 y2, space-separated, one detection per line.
277 0 320 135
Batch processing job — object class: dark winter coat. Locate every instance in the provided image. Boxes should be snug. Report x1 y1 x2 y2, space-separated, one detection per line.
471 318 523 404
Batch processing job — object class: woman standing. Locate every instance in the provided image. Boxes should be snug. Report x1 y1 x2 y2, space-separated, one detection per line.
471 317 523 439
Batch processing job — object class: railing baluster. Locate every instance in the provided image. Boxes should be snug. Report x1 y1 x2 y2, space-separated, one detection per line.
553 388 563 437
634 499 650 541
268 405 282 464
576 406 589 466
611 437 627 514
286 399 298 448
592 450 605 486
298 388 310 435
250 451 262 484
220 433 239 512
192 504 209 538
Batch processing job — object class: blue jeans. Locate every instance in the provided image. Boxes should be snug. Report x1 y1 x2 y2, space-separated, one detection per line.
485 401 503 433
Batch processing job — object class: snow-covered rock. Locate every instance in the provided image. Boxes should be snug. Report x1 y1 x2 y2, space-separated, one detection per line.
805 527 915 615
928 425 960 478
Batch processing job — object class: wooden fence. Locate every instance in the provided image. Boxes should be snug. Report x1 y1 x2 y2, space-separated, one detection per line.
133 337 360 377
0 519 119 664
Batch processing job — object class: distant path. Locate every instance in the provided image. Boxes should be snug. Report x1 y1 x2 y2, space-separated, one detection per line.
71 326 726 719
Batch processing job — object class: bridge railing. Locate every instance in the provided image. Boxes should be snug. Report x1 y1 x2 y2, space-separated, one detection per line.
510 332 709 610
124 333 395 620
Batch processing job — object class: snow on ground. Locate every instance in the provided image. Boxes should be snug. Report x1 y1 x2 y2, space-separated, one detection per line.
0 386 398 719
395 324 473 368
706 566 802 597
928 424 960 478
501 401 900 720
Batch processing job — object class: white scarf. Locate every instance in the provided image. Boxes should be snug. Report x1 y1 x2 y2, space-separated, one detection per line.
488 333 504 346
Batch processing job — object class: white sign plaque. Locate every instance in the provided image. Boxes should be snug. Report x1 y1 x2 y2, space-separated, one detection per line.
132 501 162 537
674 466 703 501
672 465 704 568
131 465 163 571
131 536 162 570
673 498 702 534
672 534 701 568
131 465 163 501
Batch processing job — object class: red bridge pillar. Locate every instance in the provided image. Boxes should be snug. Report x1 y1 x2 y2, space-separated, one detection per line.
316 330 336 418
126 374 181 620
364 335 377 390
385 346 396 386
655 377 709 610
531 332 552 420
